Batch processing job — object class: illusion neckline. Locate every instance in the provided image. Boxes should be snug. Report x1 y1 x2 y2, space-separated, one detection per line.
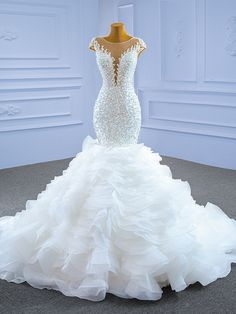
101 37 135 44
93 37 141 86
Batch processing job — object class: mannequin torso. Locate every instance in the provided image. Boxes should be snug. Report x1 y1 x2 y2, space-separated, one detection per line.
89 22 145 58
89 23 146 83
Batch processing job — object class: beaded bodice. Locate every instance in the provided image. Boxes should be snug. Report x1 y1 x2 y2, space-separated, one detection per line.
89 36 147 147
89 37 146 87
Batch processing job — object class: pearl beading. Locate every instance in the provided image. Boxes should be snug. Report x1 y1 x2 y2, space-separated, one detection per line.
89 36 147 147
89 37 146 87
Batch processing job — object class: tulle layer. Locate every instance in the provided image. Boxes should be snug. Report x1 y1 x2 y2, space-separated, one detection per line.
0 135 236 301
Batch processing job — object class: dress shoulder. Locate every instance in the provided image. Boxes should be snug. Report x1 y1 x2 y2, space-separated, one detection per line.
135 37 147 56
89 37 97 50
136 37 147 49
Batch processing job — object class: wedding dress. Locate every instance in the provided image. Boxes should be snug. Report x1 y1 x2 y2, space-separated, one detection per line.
0 36 236 302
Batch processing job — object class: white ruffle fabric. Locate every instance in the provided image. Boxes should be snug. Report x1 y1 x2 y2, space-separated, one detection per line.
0 135 236 302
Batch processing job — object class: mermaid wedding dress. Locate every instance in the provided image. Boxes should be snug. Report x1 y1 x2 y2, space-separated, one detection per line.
0 36 236 302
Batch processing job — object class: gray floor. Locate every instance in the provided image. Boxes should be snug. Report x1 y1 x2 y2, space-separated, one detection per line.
0 155 236 314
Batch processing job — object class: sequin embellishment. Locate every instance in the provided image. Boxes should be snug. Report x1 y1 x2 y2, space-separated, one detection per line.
89 37 147 147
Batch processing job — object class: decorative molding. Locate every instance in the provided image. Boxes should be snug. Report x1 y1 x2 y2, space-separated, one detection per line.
174 20 184 57
148 100 236 131
141 123 236 140
1 111 71 122
148 98 236 109
0 0 85 170
204 1 236 83
1 1 68 9
0 95 71 121
0 120 83 133
0 65 71 70
0 56 59 60
148 115 236 129
138 87 236 140
138 86 236 97
0 11 56 18
0 11 58 61
0 64 71 71
0 5 70 67
0 29 18 41
225 16 236 57
0 76 83 81
0 104 21 116
0 85 83 92
0 77 83 91
160 0 197 82
0 95 70 102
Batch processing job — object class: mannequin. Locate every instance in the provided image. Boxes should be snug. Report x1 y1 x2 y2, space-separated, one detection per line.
101 22 132 43
89 22 146 83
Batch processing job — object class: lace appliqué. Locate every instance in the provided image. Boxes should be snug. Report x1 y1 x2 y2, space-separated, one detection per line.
89 37 96 50
89 36 146 146
137 38 147 56
89 37 146 86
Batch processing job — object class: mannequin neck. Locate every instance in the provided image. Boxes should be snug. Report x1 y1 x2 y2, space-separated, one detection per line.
106 23 131 42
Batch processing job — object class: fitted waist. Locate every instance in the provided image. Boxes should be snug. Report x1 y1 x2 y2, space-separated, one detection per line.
101 83 136 94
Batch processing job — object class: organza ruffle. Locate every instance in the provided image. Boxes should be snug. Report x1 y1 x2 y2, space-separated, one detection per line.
0 135 236 301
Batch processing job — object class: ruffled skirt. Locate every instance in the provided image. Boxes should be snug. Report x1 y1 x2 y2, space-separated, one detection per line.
0 135 236 301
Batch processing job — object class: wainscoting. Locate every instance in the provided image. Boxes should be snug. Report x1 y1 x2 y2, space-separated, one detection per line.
1 0 236 169
0 0 99 169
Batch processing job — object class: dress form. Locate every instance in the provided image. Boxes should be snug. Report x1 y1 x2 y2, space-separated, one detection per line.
89 22 146 84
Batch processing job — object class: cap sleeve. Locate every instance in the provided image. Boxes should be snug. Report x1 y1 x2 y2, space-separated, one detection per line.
89 37 96 51
136 37 147 56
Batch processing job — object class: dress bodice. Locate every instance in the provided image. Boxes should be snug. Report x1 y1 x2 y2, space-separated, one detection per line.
89 37 146 87
89 36 147 147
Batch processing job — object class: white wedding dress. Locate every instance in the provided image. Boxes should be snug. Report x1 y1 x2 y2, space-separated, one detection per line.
0 36 236 302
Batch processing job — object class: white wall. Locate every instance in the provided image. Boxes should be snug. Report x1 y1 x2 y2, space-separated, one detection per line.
99 0 236 169
0 0 99 169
